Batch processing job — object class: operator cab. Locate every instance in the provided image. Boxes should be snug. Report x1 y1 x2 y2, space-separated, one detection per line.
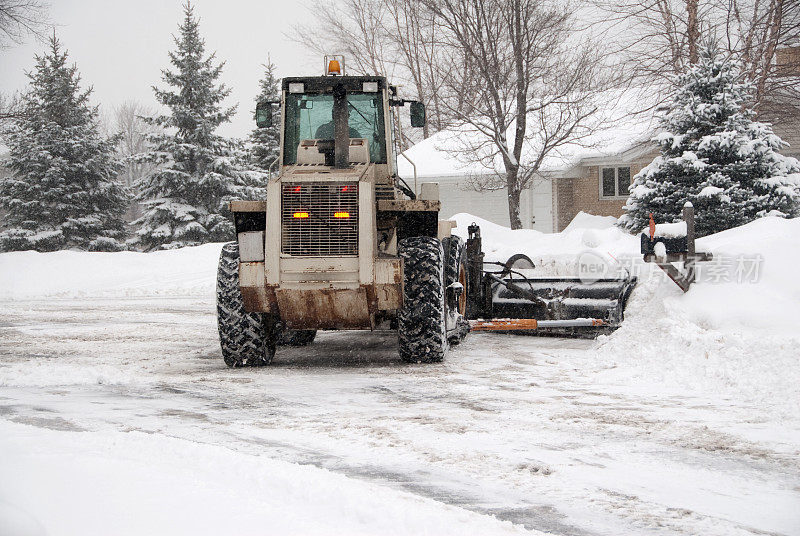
255 56 426 171
282 75 389 168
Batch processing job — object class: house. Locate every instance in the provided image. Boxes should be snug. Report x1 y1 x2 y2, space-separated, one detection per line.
397 112 658 232
399 55 800 233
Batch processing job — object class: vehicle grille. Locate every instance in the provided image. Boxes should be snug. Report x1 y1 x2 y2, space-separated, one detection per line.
281 182 359 256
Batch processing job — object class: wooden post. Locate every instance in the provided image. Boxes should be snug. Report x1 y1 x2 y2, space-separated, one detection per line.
683 202 695 285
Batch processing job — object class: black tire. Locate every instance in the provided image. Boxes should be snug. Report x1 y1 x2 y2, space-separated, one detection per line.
216 242 276 367
398 236 447 363
278 329 317 346
443 235 470 344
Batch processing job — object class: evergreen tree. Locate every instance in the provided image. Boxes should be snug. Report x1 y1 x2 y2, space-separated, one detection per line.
249 59 280 173
619 44 800 237
135 2 263 250
0 36 128 252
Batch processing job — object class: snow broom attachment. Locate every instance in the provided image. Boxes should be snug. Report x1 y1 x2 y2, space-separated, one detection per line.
464 223 637 336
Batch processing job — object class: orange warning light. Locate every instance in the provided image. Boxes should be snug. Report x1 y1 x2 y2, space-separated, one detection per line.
293 212 309 219
333 212 350 219
327 59 341 75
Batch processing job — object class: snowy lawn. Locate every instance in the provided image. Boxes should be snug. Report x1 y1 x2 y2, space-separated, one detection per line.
1 214 799 535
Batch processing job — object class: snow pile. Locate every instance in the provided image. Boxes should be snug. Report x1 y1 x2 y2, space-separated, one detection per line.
596 216 800 419
562 211 618 232
0 420 533 536
0 243 223 300
653 221 687 237
450 212 639 276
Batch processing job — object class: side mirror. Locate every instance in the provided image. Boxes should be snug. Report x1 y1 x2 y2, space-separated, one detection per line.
410 101 426 128
255 101 272 128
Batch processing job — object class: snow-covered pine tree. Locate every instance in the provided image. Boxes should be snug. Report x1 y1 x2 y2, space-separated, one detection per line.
619 43 800 237
249 59 280 173
135 2 263 250
0 36 128 252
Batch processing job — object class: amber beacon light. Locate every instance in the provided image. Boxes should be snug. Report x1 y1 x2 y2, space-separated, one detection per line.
324 55 345 76
293 212 309 219
327 59 341 75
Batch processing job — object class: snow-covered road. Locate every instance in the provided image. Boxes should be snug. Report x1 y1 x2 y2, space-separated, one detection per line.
1 296 798 536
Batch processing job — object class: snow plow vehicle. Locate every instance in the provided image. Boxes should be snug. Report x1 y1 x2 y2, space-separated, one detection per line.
216 57 637 367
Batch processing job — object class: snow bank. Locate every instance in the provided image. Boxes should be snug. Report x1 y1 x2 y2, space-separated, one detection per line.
562 211 618 232
596 216 800 419
0 420 533 536
450 212 638 275
0 243 223 300
452 211 800 419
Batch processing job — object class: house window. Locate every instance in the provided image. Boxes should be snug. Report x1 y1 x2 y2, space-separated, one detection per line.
600 166 631 198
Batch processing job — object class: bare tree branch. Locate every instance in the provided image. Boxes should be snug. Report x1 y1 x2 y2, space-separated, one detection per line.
424 0 619 228
112 100 162 189
592 0 800 119
0 92 23 125
0 0 51 47
293 0 452 144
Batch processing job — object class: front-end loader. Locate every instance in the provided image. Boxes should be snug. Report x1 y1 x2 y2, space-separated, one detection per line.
216 56 638 367
217 57 469 366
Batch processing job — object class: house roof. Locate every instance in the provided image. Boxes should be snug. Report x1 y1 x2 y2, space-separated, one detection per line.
397 90 656 179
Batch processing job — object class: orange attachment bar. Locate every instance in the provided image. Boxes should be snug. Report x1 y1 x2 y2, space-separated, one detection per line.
470 319 539 331
293 212 309 219
469 318 606 331
333 212 350 219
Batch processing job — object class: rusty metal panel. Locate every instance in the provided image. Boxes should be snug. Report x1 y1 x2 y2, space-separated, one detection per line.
241 286 271 312
280 256 359 272
358 180 375 284
230 200 267 212
375 258 402 284
375 283 401 310
239 262 271 312
239 262 266 287
265 181 281 285
276 288 372 329
377 199 440 212
280 257 359 283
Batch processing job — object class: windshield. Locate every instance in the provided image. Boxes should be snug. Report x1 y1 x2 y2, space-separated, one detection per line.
283 92 386 165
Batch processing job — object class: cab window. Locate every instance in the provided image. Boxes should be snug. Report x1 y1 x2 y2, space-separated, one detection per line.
284 92 386 165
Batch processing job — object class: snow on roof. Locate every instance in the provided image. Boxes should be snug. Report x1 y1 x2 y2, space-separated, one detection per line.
398 89 656 179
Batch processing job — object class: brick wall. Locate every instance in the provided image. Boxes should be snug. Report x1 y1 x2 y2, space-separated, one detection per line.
556 160 651 231
554 178 574 231
776 46 800 76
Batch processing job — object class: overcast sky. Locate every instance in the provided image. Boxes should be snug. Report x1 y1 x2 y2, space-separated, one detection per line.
0 0 322 138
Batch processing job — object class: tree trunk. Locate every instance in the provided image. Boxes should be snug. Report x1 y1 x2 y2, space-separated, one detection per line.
686 0 699 64
506 166 523 229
